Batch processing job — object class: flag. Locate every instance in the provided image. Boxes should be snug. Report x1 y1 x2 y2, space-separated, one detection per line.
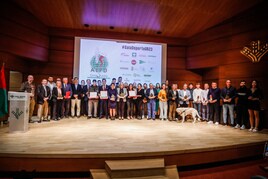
0 63 8 117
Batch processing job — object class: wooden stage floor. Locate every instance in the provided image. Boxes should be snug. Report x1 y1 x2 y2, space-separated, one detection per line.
0 117 267 171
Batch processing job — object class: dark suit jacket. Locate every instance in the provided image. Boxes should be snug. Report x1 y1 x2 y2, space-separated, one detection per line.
52 87 64 102
37 85 51 104
168 89 179 104
62 83 73 97
71 84 82 99
145 88 158 100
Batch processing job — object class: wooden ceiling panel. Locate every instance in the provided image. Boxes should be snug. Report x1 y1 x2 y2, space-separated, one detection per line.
12 0 262 38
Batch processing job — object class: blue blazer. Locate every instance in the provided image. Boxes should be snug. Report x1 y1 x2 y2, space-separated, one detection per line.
145 88 158 100
62 83 73 98
178 90 191 104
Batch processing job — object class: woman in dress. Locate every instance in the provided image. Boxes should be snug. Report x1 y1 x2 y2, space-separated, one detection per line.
158 83 168 120
248 80 263 132
108 83 117 120
136 83 144 119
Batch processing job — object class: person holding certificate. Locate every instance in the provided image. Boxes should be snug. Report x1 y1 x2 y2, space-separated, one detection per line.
158 83 168 121
99 78 109 119
117 82 128 120
87 79 99 119
127 83 137 119
108 83 117 120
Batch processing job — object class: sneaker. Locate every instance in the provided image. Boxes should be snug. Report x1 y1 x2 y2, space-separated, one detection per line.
240 125 245 130
215 122 219 125
234 124 240 129
207 121 213 124
249 127 254 132
253 128 258 133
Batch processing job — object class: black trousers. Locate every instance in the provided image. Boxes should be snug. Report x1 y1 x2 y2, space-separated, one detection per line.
99 100 108 117
118 100 125 118
236 104 248 126
53 100 63 119
209 102 220 122
62 99 70 117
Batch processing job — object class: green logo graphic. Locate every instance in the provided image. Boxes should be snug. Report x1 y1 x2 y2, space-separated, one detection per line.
90 54 108 73
139 60 145 64
11 108 23 119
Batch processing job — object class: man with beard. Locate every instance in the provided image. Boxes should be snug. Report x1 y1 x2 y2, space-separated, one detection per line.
235 80 249 130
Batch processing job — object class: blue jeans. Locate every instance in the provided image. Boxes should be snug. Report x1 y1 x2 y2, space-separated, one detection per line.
147 99 156 119
194 103 201 116
201 104 209 120
223 104 234 125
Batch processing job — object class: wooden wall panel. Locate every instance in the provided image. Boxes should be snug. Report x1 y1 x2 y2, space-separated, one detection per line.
49 37 74 51
0 34 48 61
167 58 186 70
49 28 186 46
188 1 268 46
188 27 268 58
167 46 186 58
187 3 268 112
48 51 74 64
0 1 49 61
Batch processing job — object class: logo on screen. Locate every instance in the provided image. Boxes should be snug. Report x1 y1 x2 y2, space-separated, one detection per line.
131 60 137 65
90 54 108 73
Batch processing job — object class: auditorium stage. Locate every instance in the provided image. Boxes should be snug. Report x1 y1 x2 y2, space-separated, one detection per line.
0 117 267 172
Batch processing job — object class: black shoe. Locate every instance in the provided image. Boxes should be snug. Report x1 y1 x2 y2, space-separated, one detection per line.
106 116 108 119
71 116 75 118
99 116 102 119
29 120 34 123
57 117 61 121
147 118 151 120
77 116 80 118
65 115 69 118
38 120 42 123
152 118 155 120
87 116 91 119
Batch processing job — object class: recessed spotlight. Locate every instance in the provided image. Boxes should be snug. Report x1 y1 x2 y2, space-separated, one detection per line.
84 24 90 27
156 31 162 35
133 28 138 32
109 26 114 30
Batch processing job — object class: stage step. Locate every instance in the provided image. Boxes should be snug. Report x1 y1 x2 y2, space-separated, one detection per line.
105 158 165 178
90 165 179 179
90 169 110 179
90 159 179 179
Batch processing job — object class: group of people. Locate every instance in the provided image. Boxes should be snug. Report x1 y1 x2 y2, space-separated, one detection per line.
19 75 263 132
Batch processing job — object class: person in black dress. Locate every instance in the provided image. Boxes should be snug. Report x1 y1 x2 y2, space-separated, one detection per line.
108 83 117 120
248 80 263 132
136 83 145 119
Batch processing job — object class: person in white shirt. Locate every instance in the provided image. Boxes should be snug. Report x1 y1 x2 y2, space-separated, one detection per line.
193 83 202 116
201 83 210 121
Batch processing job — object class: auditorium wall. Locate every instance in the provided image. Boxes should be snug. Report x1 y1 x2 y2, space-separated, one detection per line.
187 1 268 124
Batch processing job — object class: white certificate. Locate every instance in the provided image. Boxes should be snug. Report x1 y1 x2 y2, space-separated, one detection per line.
90 92 97 98
129 91 136 97
100 91 108 99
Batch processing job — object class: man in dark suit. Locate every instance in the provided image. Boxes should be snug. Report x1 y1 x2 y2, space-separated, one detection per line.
99 78 109 119
71 77 82 118
37 79 51 122
168 84 179 121
82 79 91 116
62 77 72 118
